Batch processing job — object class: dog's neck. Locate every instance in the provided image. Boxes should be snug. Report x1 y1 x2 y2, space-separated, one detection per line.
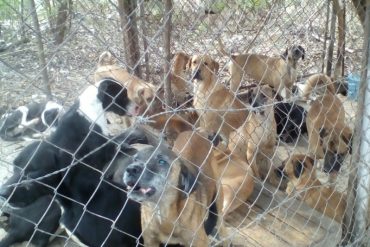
78 85 109 135
291 176 322 198
284 56 299 69
193 75 222 104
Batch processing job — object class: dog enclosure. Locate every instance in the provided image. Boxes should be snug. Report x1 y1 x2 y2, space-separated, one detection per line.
0 0 369 246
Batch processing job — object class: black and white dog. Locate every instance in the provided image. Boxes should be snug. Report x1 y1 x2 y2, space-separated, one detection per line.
0 101 64 141
0 79 148 247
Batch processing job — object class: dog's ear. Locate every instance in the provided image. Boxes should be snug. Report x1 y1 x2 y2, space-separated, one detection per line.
294 160 305 178
281 48 289 59
212 60 219 73
182 53 191 70
304 156 315 168
298 45 305 60
319 128 329 139
98 79 130 116
186 56 193 71
179 164 197 194
137 86 155 104
341 128 353 154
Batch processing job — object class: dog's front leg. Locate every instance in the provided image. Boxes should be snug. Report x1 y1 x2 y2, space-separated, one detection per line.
142 233 162 247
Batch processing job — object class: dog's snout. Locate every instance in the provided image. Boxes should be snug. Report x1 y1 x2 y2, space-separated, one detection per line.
193 70 202 80
126 164 143 177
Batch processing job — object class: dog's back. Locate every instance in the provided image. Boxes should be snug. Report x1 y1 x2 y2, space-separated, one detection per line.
302 73 336 99
173 131 215 178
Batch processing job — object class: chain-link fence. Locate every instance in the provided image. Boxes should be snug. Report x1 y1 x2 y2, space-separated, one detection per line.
0 0 368 246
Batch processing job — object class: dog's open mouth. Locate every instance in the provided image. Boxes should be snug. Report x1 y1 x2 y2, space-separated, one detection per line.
127 184 156 197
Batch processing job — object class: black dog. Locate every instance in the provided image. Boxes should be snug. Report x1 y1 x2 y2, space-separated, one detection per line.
0 101 63 141
0 79 148 246
274 102 307 143
0 195 61 247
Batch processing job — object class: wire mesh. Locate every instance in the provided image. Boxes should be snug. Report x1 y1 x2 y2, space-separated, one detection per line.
0 0 368 246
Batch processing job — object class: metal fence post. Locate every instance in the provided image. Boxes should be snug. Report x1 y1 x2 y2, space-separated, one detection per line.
349 4 370 245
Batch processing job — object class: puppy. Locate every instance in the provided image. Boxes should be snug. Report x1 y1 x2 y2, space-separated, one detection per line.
124 131 228 246
304 74 352 173
0 79 149 246
169 51 192 106
219 39 305 96
0 195 61 247
0 101 63 141
277 154 346 223
94 51 156 115
188 54 249 146
229 85 277 181
213 148 255 214
274 102 307 143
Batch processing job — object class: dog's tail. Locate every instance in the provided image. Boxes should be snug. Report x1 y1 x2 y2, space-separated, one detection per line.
302 73 335 99
98 51 116 66
217 37 231 57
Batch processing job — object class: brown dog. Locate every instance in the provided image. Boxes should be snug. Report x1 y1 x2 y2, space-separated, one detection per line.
213 148 255 214
94 51 156 115
278 154 346 223
123 131 229 246
188 54 249 146
169 52 192 106
303 74 352 174
228 85 277 182
219 39 305 96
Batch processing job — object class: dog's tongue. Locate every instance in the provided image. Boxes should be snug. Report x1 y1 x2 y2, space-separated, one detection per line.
140 187 152 194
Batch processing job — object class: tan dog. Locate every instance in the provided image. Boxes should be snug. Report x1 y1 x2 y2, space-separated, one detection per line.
94 51 156 115
219 40 305 96
304 74 352 174
228 85 277 182
123 131 228 246
278 154 346 223
169 52 192 106
138 114 255 215
213 148 255 214
188 54 249 146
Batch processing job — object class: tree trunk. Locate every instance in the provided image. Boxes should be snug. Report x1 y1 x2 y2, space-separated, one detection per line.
163 0 173 109
20 0 26 40
54 0 70 45
333 0 345 80
139 0 150 81
326 2 336 77
117 0 142 77
321 0 330 73
351 0 367 28
29 0 52 99
43 0 54 32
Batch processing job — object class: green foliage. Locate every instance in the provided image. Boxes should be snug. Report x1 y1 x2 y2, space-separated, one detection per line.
235 0 268 9
0 0 21 21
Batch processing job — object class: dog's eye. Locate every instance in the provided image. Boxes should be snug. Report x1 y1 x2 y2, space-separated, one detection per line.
158 159 167 165
193 61 197 64
204 62 208 66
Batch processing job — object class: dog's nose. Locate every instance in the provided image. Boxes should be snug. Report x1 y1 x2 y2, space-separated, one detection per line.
126 164 143 176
